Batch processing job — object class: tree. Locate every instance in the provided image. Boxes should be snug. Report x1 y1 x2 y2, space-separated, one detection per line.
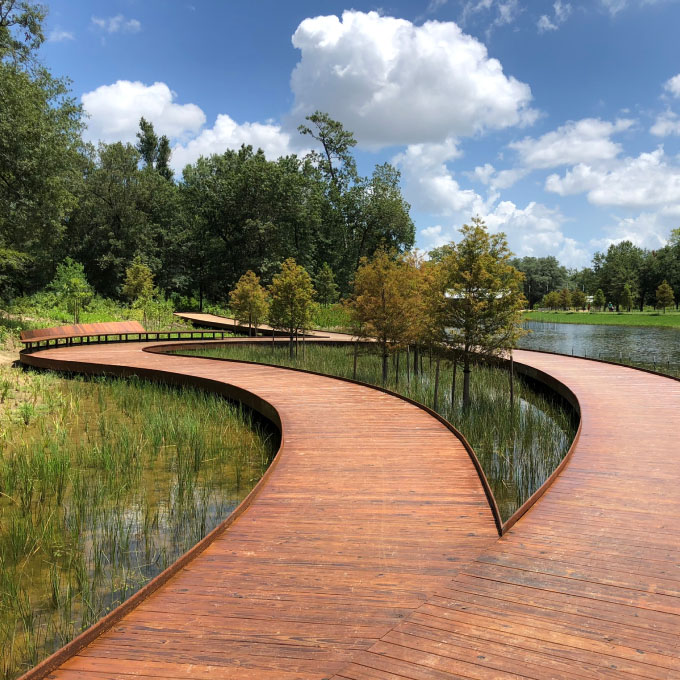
593 288 606 311
298 111 358 191
439 217 526 408
593 241 644 311
347 250 418 385
656 279 675 313
543 291 561 310
559 288 572 310
122 256 154 303
1 1 83 291
511 256 568 308
50 257 92 323
156 135 173 180
269 259 315 358
229 270 269 336
315 263 339 307
571 289 587 310
620 283 634 312
136 117 159 168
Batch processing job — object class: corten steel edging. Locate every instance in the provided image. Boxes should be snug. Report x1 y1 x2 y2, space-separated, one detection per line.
16 349 286 680
147 339 505 536
153 341 585 537
498 358 582 535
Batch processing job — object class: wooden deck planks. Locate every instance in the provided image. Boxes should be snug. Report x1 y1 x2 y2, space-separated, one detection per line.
338 350 680 679
19 341 498 679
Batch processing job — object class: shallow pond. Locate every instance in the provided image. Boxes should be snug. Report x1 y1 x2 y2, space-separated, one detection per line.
519 321 680 375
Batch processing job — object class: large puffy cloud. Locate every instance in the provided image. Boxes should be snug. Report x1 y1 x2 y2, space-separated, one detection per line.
290 11 536 147
82 80 205 144
590 213 672 251
509 118 632 169
545 147 680 210
171 115 296 170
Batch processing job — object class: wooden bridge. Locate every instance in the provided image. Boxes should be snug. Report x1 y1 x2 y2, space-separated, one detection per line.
17 337 680 679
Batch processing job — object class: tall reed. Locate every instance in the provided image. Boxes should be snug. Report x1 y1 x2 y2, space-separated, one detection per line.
0 367 274 679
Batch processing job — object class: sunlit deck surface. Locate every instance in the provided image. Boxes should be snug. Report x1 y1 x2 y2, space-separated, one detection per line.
174 311 357 341
337 349 680 680
20 339 498 679
18 342 680 678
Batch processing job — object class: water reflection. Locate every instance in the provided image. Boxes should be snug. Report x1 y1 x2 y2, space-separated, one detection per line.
519 321 680 373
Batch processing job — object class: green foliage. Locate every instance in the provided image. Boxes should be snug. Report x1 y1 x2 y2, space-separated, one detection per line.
593 288 606 310
656 279 674 312
0 0 45 65
228 270 269 335
571 289 587 310
510 256 569 308
439 217 526 407
49 258 92 324
268 258 315 356
314 262 339 306
122 256 154 302
620 282 634 312
558 288 572 310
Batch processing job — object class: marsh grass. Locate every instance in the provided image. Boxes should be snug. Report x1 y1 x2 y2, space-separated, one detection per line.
0 367 274 679
183 343 576 522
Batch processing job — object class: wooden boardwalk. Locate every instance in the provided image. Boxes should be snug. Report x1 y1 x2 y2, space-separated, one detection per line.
337 349 680 680
18 342 680 678
20 340 498 679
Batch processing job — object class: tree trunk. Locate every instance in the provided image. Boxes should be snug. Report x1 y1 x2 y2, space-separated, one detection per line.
433 354 440 412
451 359 457 407
462 357 471 410
353 341 358 380
413 345 419 376
382 343 388 386
395 351 400 387
406 346 411 385
289 331 294 359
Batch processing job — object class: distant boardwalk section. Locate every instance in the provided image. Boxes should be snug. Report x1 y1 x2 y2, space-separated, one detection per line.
20 321 146 348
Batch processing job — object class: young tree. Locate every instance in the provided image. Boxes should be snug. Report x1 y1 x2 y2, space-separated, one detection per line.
229 270 269 336
50 257 92 324
571 289 587 310
269 259 315 358
136 117 158 168
315 262 339 307
439 217 526 409
593 288 606 311
543 290 561 310
559 288 572 310
656 279 675 313
620 283 634 312
122 256 154 302
347 250 417 385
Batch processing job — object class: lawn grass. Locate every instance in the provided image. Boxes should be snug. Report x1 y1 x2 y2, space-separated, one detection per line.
525 309 680 327
181 343 577 525
0 366 274 679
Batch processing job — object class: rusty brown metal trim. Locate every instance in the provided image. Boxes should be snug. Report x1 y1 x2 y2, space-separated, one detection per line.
16 352 286 680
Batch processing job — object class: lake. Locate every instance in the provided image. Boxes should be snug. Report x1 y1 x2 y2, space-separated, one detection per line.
518 321 680 374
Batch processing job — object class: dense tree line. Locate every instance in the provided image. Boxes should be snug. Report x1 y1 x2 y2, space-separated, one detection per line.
0 2 414 308
513 232 680 311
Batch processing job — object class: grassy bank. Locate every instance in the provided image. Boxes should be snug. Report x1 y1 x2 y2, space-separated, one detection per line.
181 343 577 523
0 367 274 679
525 309 680 328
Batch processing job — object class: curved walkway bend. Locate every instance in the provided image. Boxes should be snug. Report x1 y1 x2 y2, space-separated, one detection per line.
339 349 680 680
19 340 498 679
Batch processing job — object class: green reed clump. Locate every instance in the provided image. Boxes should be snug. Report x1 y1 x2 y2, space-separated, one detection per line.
183 342 577 521
0 367 274 679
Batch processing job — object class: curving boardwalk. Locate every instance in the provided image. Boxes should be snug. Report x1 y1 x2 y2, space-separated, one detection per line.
20 341 498 679
338 349 680 680
18 343 680 678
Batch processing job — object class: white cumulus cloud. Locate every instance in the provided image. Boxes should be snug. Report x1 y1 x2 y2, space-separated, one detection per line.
538 0 572 32
81 80 206 144
590 212 671 251
663 73 680 97
290 10 536 148
545 147 680 215
509 118 633 169
48 29 74 42
171 115 296 171
92 15 141 34
650 110 680 136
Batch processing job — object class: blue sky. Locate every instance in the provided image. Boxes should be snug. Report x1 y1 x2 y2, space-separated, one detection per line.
41 0 680 267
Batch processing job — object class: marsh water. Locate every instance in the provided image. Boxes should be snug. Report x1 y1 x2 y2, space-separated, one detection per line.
519 321 680 375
